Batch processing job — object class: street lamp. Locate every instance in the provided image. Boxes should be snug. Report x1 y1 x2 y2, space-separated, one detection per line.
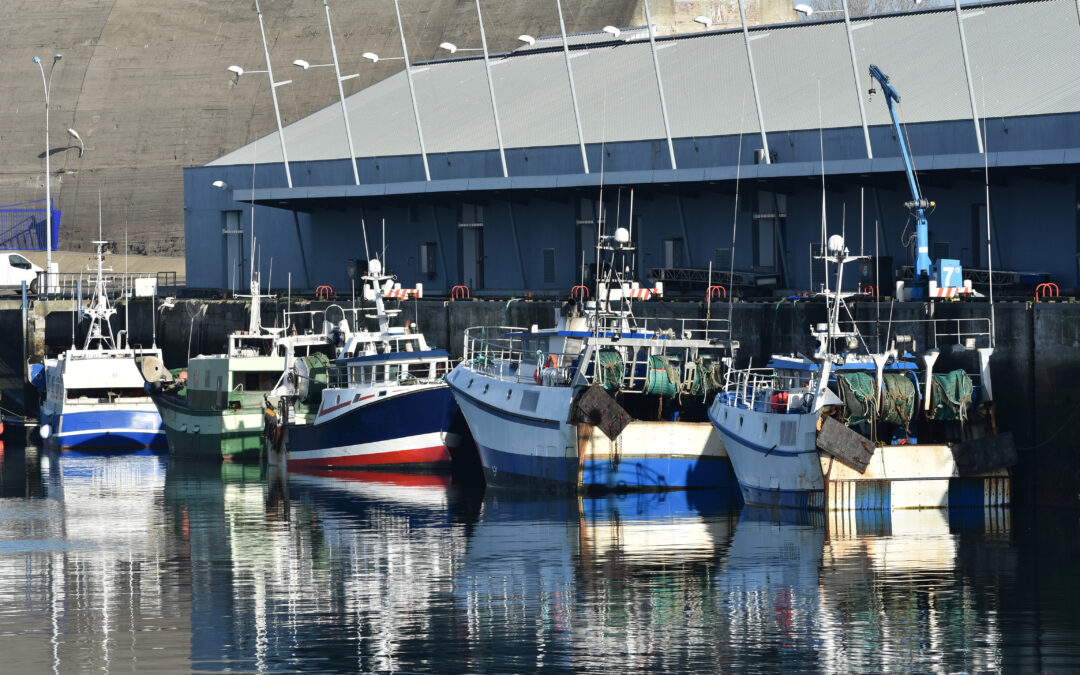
67 128 84 157
602 25 621 38
440 0 509 178
33 53 62 286
361 52 403 63
693 15 712 27
555 0 589 174
517 34 536 46
227 0 295 188
211 180 231 190
393 0 431 181
438 42 482 54
292 0 363 186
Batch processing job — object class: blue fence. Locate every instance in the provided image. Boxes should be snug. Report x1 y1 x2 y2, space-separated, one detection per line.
0 199 60 251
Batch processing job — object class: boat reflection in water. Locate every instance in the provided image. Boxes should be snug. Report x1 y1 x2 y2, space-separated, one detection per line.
165 462 480 672
0 449 190 673
725 505 1012 672
456 489 742 671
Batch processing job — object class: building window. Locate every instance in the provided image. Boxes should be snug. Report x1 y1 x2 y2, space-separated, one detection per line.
418 242 437 279
543 248 556 284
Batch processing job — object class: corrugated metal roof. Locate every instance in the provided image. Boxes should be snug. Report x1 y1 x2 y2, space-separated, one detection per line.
209 0 1080 167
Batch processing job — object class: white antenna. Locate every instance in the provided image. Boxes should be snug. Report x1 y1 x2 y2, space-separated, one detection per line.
818 81 828 294
727 95 748 333
381 217 386 268
361 217 371 263
982 84 995 347
629 187 636 277
124 225 130 349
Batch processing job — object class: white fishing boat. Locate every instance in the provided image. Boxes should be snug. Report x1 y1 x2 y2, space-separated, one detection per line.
33 238 170 452
267 259 467 471
446 227 735 491
708 234 1015 510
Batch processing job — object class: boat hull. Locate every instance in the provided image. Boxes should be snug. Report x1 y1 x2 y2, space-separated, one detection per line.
708 401 1011 511
447 366 733 491
152 392 265 461
43 408 166 452
285 386 459 470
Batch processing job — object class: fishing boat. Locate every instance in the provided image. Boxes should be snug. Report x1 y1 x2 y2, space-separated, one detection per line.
445 226 735 491
266 259 464 471
707 234 1015 510
147 271 338 461
33 237 170 451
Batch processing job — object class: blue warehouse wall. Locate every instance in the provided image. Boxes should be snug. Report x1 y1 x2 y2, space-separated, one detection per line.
186 112 1080 294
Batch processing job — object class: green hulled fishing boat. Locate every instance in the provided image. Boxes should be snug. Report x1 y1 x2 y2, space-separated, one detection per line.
148 274 338 461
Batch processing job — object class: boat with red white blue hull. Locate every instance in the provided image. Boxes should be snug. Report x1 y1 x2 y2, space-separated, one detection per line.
284 367 460 470
269 258 466 472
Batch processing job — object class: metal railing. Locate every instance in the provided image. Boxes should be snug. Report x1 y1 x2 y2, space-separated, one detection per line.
34 270 180 301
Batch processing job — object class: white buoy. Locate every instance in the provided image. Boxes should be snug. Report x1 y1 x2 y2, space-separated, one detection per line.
39 424 51 439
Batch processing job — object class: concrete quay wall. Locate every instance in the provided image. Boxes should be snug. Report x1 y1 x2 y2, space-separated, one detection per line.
6 296 1079 508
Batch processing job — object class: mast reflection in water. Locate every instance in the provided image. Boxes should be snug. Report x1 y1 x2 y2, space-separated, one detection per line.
0 441 1077 672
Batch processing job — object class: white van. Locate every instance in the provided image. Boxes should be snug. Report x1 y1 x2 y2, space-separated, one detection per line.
0 252 43 293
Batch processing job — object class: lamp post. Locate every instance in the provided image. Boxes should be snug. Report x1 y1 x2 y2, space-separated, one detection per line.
228 0 294 188
291 0 362 185
392 0 431 181
552 0 590 173
439 0 508 178
641 0 677 170
794 2 872 159
33 53 62 286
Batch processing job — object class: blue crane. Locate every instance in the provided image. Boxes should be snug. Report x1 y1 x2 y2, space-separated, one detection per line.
868 64 935 280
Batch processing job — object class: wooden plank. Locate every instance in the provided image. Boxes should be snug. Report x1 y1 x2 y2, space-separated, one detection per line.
571 384 632 440
816 416 876 474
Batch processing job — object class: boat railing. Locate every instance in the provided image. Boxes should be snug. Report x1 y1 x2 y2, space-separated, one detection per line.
723 367 772 410
838 316 993 352
592 314 731 343
461 326 579 386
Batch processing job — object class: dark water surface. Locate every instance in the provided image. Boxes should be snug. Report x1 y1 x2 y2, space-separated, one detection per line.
1 442 1078 673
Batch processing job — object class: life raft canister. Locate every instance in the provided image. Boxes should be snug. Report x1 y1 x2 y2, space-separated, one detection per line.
770 390 789 412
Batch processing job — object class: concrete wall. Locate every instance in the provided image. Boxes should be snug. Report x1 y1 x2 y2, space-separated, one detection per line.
0 0 643 258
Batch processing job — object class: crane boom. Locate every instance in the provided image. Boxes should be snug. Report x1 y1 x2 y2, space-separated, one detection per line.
869 64 933 277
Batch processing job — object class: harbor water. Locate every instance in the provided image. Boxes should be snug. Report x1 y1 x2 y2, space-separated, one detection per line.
1 441 1078 673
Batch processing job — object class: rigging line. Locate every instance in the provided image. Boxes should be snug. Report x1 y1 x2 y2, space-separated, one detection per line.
819 80 828 295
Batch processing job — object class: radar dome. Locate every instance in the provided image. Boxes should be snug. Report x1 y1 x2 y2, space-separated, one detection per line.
614 227 630 244
368 259 382 275
827 234 845 254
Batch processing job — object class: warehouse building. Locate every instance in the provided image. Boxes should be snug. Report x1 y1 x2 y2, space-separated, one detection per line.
185 0 1080 297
